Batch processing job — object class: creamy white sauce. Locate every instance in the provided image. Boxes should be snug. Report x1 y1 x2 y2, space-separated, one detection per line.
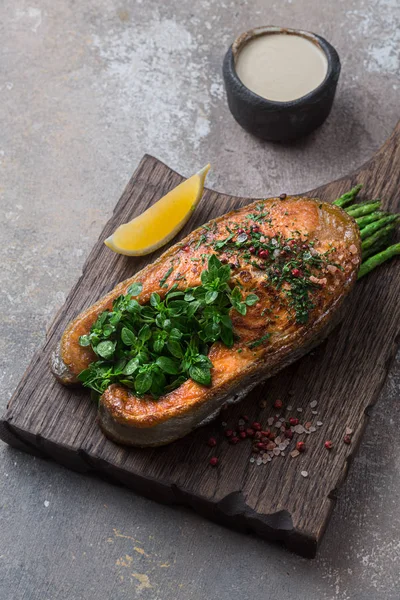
235 33 328 102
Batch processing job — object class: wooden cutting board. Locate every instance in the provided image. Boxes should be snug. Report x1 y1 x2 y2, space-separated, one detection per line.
1 123 399 558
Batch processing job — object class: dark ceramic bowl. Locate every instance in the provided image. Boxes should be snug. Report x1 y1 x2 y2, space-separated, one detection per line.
223 26 341 142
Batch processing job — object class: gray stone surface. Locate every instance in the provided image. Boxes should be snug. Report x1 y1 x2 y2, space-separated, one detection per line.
1 0 399 598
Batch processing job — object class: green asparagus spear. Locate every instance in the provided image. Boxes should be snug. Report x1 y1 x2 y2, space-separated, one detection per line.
355 211 387 228
361 223 399 252
333 184 362 208
358 243 400 278
360 215 400 240
346 201 381 218
362 234 392 261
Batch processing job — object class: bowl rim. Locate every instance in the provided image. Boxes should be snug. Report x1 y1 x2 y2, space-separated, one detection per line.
227 25 340 108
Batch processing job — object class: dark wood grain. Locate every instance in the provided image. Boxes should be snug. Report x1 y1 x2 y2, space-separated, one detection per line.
1 123 399 558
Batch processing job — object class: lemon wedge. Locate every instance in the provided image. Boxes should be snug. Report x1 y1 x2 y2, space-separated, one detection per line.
105 164 210 256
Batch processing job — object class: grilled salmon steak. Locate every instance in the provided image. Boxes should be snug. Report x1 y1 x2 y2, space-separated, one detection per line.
51 196 361 446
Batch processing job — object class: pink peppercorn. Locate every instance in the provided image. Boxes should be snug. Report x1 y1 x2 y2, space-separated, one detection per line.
249 246 256 255
252 422 262 431
239 431 247 439
183 245 190 252
237 228 244 234
209 457 218 466
291 268 300 277
254 431 262 440
344 435 352 444
207 437 217 447
258 249 269 260
274 399 283 409
296 441 306 452
324 440 333 450
230 436 240 445
246 428 255 437
251 225 260 233
225 429 233 438
289 417 299 426
284 429 293 439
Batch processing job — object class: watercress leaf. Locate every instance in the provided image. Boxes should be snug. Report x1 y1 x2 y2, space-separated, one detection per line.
162 319 172 330
136 350 150 364
220 314 232 329
189 364 211 386
127 282 143 297
208 254 222 270
114 358 127 374
186 300 201 318
134 371 153 394
102 325 115 337
96 340 116 359
96 312 108 328
230 286 242 302
121 327 136 346
166 290 184 300
79 334 91 347
164 375 187 393
205 290 218 304
109 312 122 326
150 292 160 307
193 354 212 366
234 302 247 316
138 325 152 342
156 356 181 375
123 358 140 375
218 264 232 283
78 367 92 382
119 379 136 389
167 339 183 358
221 325 234 347
153 337 165 353
126 299 140 314
245 294 259 306
170 328 182 340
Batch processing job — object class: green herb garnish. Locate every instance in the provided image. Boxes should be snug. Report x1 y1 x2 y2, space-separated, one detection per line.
78 255 259 398
159 267 173 288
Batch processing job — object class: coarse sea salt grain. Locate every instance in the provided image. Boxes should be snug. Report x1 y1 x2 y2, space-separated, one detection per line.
316 421 323 427
286 405 293 411
301 471 309 478
297 407 303 413
310 401 318 408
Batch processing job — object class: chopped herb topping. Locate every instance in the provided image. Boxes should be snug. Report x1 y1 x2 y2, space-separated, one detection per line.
159 267 174 287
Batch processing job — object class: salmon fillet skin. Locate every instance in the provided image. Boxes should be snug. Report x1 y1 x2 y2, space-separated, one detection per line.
51 196 361 446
